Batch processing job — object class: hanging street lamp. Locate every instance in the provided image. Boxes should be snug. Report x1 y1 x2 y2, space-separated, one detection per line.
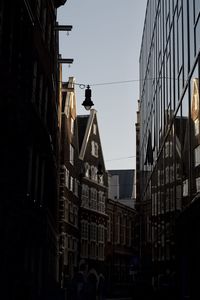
82 85 94 110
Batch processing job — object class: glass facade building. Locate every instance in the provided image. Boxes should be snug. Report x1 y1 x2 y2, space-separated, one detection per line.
139 0 200 297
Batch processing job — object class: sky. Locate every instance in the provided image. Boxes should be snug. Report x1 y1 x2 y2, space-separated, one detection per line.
57 0 147 170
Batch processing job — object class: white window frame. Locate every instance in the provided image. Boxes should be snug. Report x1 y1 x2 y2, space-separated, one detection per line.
70 144 74 165
93 124 97 135
91 141 99 157
98 191 105 213
84 162 90 178
90 188 97 210
70 176 74 192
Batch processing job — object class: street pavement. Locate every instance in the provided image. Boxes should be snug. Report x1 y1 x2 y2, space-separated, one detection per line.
106 298 132 300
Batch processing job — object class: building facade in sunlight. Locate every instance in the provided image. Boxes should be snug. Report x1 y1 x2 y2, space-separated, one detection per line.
59 77 80 286
139 0 200 298
0 0 67 298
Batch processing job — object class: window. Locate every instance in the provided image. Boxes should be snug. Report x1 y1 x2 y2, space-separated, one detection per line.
71 118 74 134
165 141 173 158
81 239 88 257
91 141 98 157
98 243 104 260
93 124 97 135
70 177 73 192
70 144 74 165
81 184 89 208
196 177 200 192
84 162 90 178
165 166 169 184
94 143 98 157
98 225 104 242
194 118 199 136
99 174 104 185
90 241 96 258
90 188 97 210
98 192 105 213
74 206 78 227
91 165 97 181
81 221 88 239
74 179 78 196
90 223 97 241
65 168 69 188
183 179 188 197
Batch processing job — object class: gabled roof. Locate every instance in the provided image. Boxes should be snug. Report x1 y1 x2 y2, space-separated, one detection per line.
77 109 105 168
78 109 97 160
77 115 89 153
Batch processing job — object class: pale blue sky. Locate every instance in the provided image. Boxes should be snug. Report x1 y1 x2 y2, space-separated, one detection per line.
58 0 147 170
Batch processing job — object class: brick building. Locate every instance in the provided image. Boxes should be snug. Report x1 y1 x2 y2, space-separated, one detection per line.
59 77 80 285
0 0 67 298
105 198 137 298
77 109 108 274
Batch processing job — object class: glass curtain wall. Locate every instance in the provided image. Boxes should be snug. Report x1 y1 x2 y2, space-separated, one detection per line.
139 0 200 295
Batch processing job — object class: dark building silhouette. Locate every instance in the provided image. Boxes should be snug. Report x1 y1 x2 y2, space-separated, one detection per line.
59 77 80 286
77 110 108 274
105 198 137 298
138 0 200 299
0 0 67 298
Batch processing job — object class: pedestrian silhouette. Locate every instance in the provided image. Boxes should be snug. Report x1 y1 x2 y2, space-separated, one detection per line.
97 273 106 300
87 268 98 300
71 260 88 300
